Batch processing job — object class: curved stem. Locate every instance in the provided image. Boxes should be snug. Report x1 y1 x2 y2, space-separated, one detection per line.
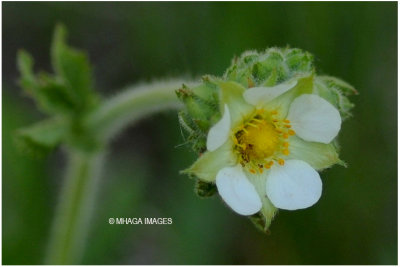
87 79 197 141
45 78 195 264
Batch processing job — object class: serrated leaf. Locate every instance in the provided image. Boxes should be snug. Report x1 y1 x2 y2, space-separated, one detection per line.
17 50 39 95
17 51 76 115
51 24 96 111
37 73 78 114
15 118 66 157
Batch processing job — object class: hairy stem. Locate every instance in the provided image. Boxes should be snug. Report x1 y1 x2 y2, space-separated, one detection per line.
87 79 197 141
45 148 104 264
45 79 195 264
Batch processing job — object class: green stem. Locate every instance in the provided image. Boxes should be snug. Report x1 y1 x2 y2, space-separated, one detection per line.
45 79 195 264
87 79 197 141
45 148 104 264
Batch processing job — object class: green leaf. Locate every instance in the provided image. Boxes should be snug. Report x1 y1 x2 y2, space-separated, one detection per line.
51 24 96 111
17 51 77 115
37 73 78 114
17 50 38 95
15 118 66 157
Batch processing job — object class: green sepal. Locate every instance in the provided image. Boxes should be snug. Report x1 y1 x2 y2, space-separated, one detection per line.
246 171 278 231
194 179 217 198
314 76 357 121
288 136 341 171
285 48 314 73
182 141 236 182
193 76 220 103
178 110 207 153
15 118 66 157
176 84 218 131
249 212 273 234
224 48 314 88
216 80 253 127
263 73 315 119
176 79 221 152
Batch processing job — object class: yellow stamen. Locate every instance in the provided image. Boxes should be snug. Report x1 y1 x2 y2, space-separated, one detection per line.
237 144 246 149
283 142 289 148
234 111 296 171
238 121 279 160
247 123 258 128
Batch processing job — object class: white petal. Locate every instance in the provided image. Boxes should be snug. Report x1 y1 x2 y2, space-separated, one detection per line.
266 160 322 210
287 94 341 144
243 80 298 106
216 165 262 215
207 104 231 151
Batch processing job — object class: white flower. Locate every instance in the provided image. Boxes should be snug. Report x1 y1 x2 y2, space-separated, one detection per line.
186 75 342 217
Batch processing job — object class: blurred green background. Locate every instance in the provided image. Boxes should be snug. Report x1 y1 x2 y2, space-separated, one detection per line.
3 2 397 264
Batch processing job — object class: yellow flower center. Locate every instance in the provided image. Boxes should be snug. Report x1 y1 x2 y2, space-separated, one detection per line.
232 109 296 173
239 121 279 160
